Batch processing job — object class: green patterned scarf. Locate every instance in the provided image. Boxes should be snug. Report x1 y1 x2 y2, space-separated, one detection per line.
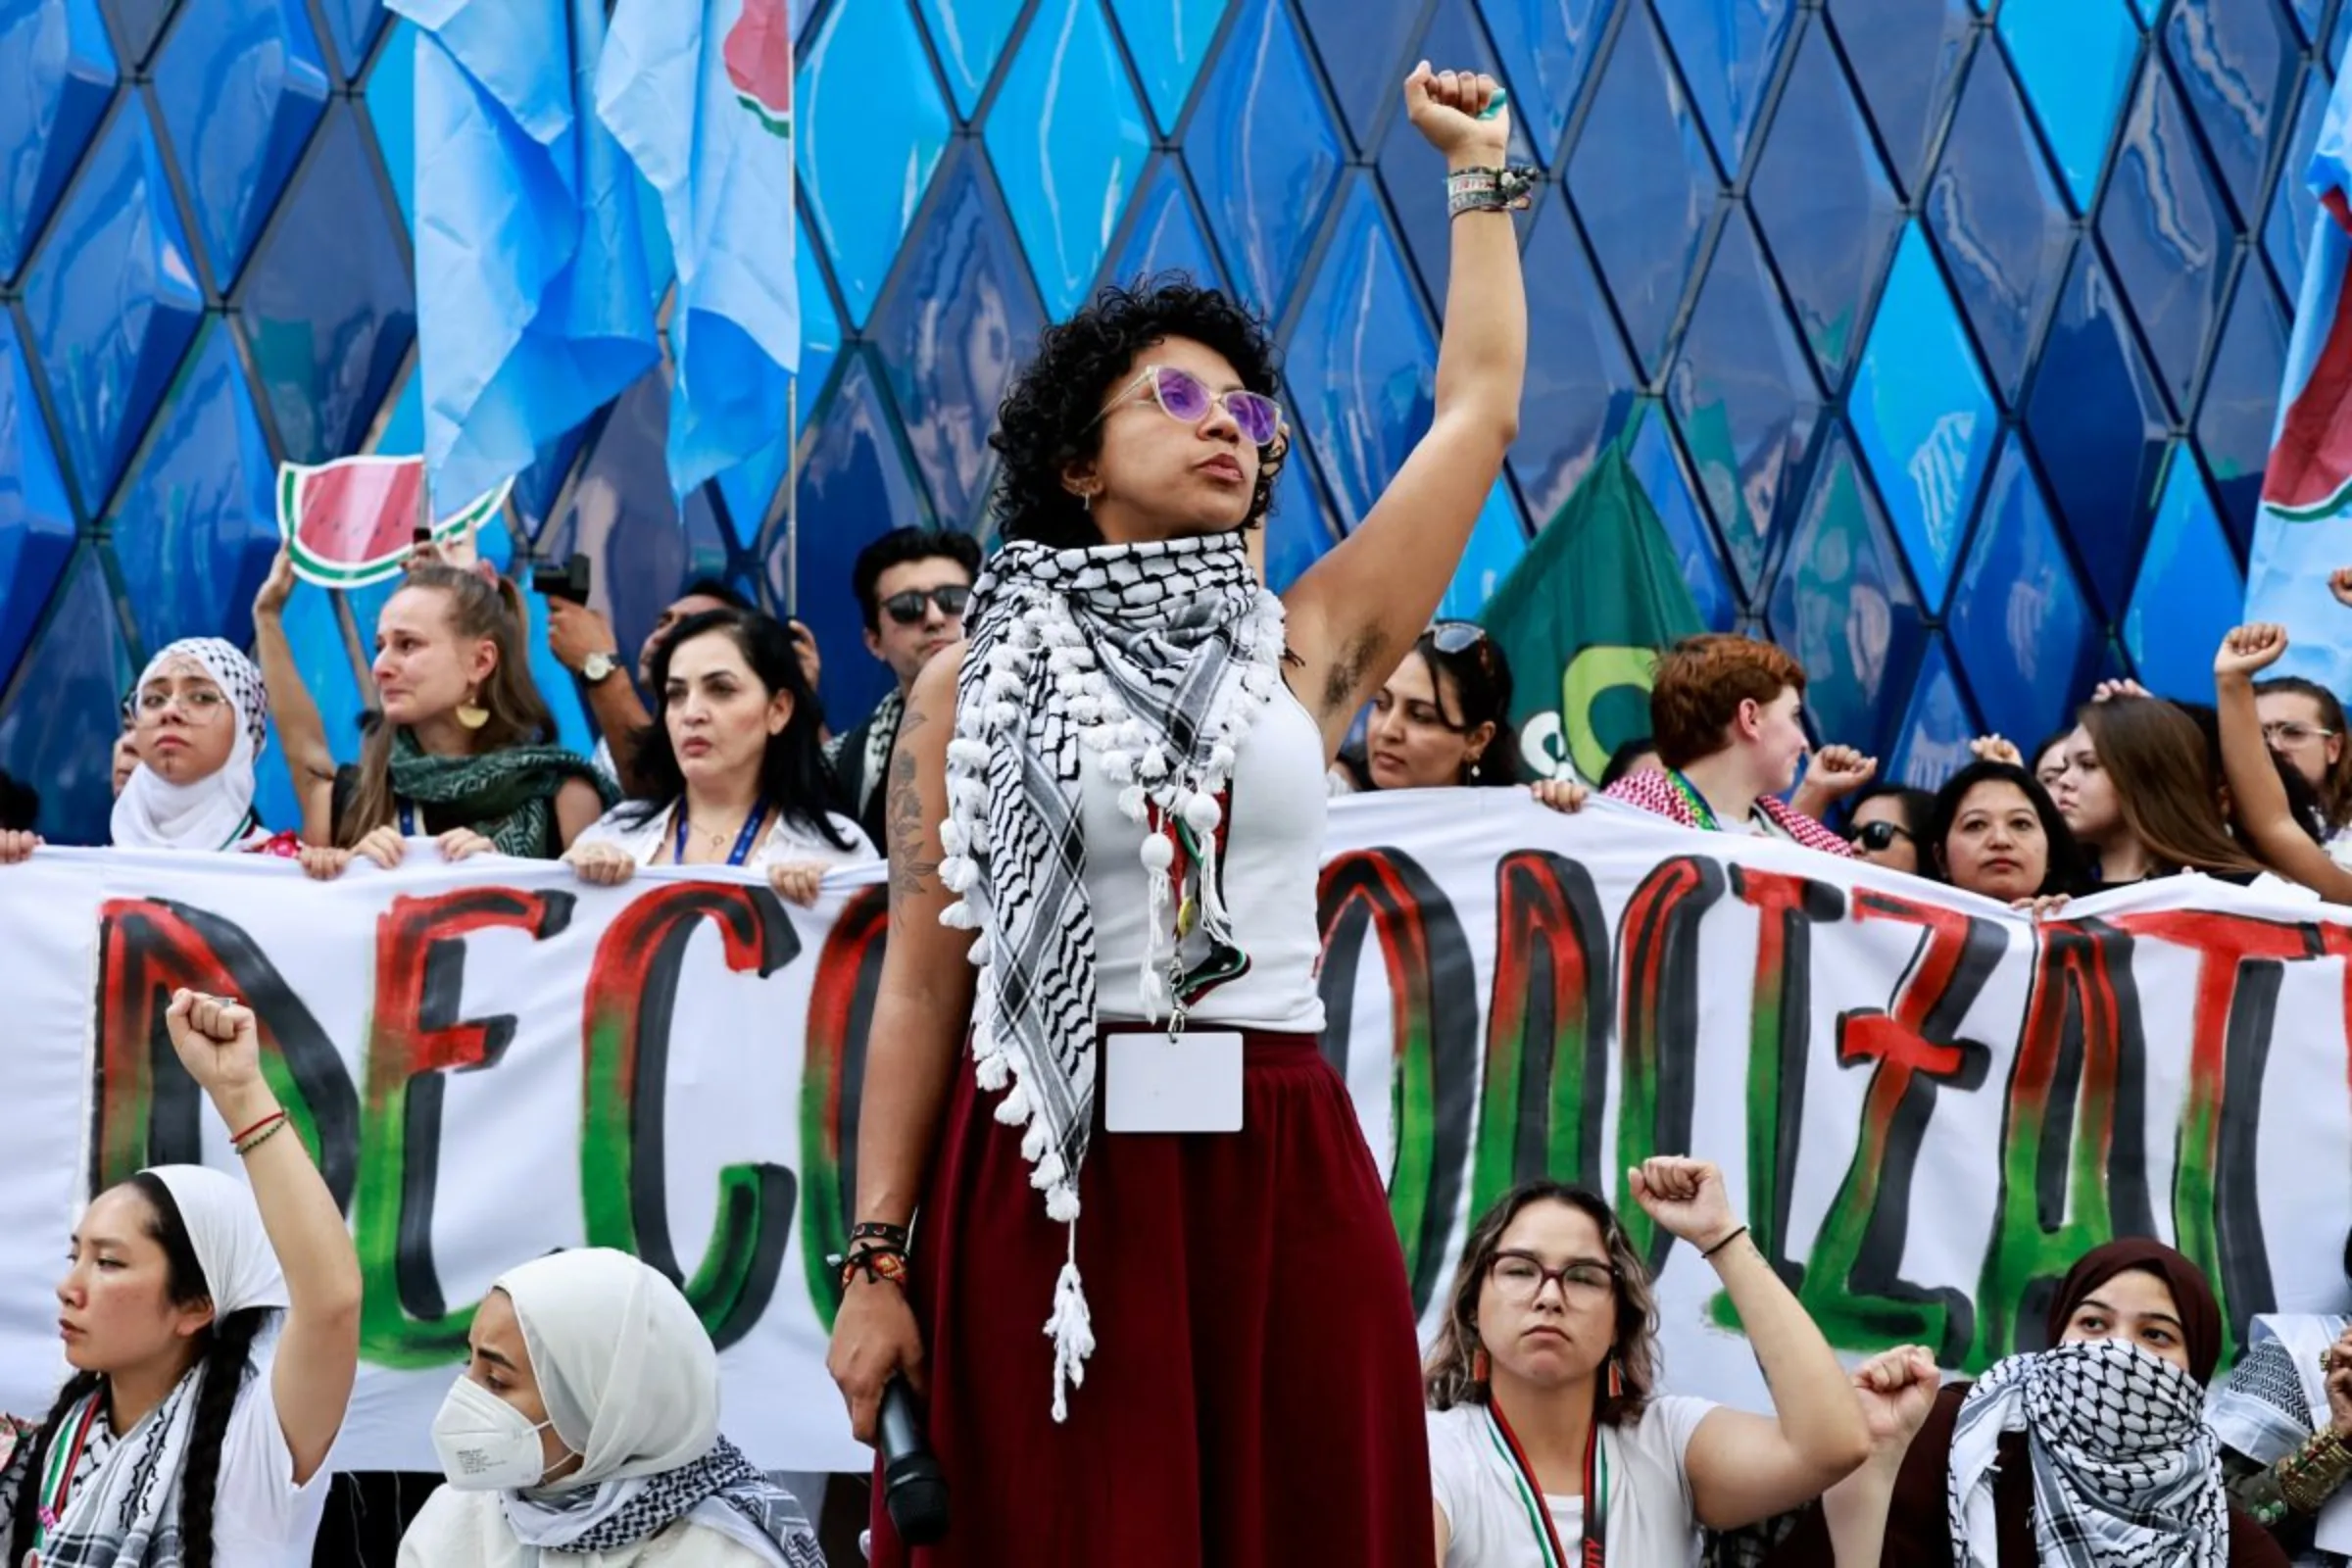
389 730 616 858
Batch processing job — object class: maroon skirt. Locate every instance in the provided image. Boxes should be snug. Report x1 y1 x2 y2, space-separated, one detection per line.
868 1029 1435 1567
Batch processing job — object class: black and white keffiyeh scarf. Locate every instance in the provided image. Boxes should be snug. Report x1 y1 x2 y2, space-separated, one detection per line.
32 1371 200 1567
502 1436 821 1563
937 530 1286 1420
1949 1338 2230 1568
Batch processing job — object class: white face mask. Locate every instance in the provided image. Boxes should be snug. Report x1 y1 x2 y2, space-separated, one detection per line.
431 1374 569 1491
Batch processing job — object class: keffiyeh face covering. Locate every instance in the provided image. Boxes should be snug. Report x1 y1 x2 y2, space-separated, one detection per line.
1948 1336 2230 1568
937 530 1286 1419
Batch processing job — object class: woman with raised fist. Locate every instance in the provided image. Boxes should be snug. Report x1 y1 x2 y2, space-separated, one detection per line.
0 990 361 1567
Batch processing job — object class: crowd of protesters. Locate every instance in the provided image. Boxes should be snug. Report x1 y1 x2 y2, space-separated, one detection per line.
6 63 2352 1568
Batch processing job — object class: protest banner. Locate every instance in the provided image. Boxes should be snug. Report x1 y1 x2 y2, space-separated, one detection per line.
2 794 2346 1472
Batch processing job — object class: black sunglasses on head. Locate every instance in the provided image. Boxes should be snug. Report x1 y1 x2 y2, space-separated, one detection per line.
881 584 972 625
1852 820 1914 853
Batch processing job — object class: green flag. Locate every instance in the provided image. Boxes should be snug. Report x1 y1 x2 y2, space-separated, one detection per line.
1478 437 1706 782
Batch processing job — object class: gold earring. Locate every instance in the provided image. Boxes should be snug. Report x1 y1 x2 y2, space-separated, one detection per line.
456 692 489 730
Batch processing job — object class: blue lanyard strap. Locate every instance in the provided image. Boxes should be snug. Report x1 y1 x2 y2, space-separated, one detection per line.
397 799 416 836
673 800 769 867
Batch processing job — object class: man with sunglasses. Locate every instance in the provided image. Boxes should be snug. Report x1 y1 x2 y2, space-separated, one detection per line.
827 527 985 848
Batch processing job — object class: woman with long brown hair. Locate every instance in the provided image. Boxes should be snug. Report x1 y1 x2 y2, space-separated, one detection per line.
255 553 611 867
2047 697 2261 887
1425 1159 1868 1566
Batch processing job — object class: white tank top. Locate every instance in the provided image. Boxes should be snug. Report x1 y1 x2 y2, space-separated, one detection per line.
1077 678 1329 1033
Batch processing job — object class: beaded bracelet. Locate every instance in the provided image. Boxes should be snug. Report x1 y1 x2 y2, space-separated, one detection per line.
2278 1427 2352 1513
236 1116 290 1158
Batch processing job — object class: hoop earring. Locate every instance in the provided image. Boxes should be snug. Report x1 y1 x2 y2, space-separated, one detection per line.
456 692 489 730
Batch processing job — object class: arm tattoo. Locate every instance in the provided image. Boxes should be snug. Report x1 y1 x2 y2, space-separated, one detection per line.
885 707 939 920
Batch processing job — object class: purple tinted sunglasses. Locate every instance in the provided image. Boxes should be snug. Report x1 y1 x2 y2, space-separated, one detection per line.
1092 365 1284 447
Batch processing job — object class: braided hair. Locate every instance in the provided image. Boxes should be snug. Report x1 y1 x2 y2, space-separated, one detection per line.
8 1175 273 1568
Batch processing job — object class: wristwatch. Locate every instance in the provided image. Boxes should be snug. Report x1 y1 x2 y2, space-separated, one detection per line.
580 651 619 684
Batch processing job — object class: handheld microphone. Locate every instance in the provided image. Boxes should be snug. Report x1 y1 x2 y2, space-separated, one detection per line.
876 1376 949 1544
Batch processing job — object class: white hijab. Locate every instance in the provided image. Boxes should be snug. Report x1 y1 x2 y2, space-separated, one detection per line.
111 639 270 852
140 1163 289 1314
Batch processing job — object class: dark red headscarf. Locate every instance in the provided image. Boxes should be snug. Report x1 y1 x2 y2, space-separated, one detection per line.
2046 1237 2224 1382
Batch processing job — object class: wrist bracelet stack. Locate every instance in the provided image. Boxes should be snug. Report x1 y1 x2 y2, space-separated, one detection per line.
1446 165 1539 218
232 1109 288 1157
2278 1426 2352 1513
841 1220 911 1292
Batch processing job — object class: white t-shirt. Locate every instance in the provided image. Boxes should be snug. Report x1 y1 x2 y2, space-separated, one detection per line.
570 801 876 871
0 1352 332 1567
1429 1396 1717 1568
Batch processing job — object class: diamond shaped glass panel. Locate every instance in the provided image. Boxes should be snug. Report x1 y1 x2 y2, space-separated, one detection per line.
0 313 76 681
1996 0 2139 215
103 0 175 67
870 150 1044 530
2265 67 2329 302
2165 0 2298 224
0 548 131 844
370 360 421 455
1887 637 1981 791
1924 46 2076 403
2124 449 2243 702
153 0 331 287
1294 0 1419 151
1377 0 1542 306
21 103 202 514
984 0 1152 318
1263 428 1343 594
1667 211 1819 603
112 326 279 654
1510 188 1640 528
1827 0 1971 201
234 108 413 465
0 0 119 281
1766 426 1928 759
1747 18 1901 388
1624 401 1738 631
1284 175 1437 525
1480 0 1618 161
315 0 386 78
539 368 735 683
1946 438 2101 749
2024 244 2170 619
2196 269 2288 557
1113 156 1225 288
2285 0 2326 43
360 17 414 232
1566 2 1718 377
799 0 952 324
1848 220 1999 612
2097 57 2234 416
915 0 1022 117
1185 0 1345 318
1439 479 1530 620
760 351 935 731
1106 0 1226 135
1652 0 1795 175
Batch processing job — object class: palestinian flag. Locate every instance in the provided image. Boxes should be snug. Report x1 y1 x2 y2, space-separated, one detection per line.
276 456 511 588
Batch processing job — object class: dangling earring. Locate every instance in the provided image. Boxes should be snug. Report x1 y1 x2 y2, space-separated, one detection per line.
1605 1352 1625 1400
1081 488 1095 514
1468 757 1483 782
456 690 489 730
1471 1344 1491 1385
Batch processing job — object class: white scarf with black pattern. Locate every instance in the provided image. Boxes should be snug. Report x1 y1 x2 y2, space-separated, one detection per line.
937 531 1286 1420
1949 1338 2230 1568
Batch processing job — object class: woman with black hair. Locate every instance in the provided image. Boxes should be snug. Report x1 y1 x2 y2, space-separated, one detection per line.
565 609 872 905
1926 760 2092 906
1335 621 1524 792
827 62 1526 1568
1842 784 1933 875
2 989 361 1566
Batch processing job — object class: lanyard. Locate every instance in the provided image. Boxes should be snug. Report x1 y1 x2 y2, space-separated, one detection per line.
214 808 258 852
1485 1397 1608 1568
672 801 768 867
34 1395 102 1546
1664 769 1721 833
398 799 417 836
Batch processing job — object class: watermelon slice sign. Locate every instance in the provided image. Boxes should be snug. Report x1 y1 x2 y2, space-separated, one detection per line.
277 456 514 589
724 0 792 139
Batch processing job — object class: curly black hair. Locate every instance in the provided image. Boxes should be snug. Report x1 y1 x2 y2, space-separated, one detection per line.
989 274 1287 549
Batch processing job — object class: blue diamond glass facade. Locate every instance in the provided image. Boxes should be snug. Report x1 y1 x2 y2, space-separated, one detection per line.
0 0 2334 838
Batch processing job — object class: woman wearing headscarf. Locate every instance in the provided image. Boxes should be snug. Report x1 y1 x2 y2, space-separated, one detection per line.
111 638 302 857
1749 1238 2288 1565
0 990 362 1567
398 1248 822 1566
